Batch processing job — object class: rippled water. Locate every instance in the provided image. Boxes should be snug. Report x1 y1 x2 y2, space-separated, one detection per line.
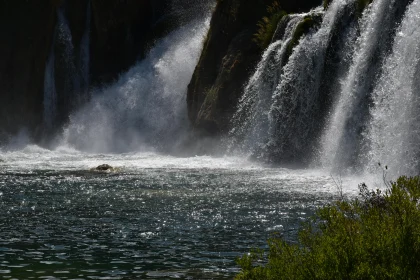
0 146 365 279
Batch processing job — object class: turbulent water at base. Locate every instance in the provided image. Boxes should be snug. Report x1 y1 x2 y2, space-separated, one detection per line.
60 18 209 154
231 0 419 177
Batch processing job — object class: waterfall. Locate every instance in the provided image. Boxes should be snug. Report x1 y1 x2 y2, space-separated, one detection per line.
43 34 57 130
229 0 361 163
365 0 420 176
266 0 354 164
230 0 417 174
43 3 91 131
56 8 79 93
61 18 210 153
228 15 308 157
79 0 91 104
318 0 412 172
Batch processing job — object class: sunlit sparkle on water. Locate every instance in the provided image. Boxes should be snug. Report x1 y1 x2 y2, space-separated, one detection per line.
0 146 370 279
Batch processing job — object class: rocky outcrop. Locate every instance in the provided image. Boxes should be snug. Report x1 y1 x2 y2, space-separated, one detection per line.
187 0 322 136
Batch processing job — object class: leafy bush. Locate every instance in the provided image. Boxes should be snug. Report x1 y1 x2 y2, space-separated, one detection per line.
254 1 287 50
236 176 420 280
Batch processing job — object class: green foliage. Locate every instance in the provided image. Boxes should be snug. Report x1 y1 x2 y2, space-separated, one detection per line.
254 1 287 50
236 176 420 280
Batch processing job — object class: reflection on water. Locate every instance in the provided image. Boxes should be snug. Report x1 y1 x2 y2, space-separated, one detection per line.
0 147 359 279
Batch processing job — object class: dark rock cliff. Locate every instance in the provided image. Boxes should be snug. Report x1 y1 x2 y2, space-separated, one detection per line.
187 0 322 136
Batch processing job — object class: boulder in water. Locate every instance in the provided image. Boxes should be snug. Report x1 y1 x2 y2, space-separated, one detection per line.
91 164 119 172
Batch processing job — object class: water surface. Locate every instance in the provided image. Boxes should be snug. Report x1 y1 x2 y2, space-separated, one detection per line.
0 146 361 279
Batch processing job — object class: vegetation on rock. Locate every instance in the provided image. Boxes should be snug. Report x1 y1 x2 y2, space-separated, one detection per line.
254 1 287 49
284 15 320 63
236 176 420 280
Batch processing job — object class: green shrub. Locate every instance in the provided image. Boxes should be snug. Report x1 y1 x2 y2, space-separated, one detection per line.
254 1 287 50
236 176 420 280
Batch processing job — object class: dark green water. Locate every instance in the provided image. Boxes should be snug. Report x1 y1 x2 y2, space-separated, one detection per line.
0 147 351 279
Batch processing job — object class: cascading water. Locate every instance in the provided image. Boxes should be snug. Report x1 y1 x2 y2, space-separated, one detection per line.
61 18 210 153
55 8 80 94
365 0 420 176
266 0 358 164
43 3 91 131
43 6 75 131
228 15 307 157
78 0 91 104
229 0 360 164
43 34 57 130
230 0 417 176
318 0 413 172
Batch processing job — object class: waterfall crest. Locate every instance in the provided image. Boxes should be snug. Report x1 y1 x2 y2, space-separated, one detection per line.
266 0 351 164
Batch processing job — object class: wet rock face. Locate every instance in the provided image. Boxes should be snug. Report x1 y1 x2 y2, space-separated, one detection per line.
187 0 322 136
187 0 268 135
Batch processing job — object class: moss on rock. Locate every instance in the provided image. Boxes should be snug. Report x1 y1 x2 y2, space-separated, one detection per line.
284 15 320 63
